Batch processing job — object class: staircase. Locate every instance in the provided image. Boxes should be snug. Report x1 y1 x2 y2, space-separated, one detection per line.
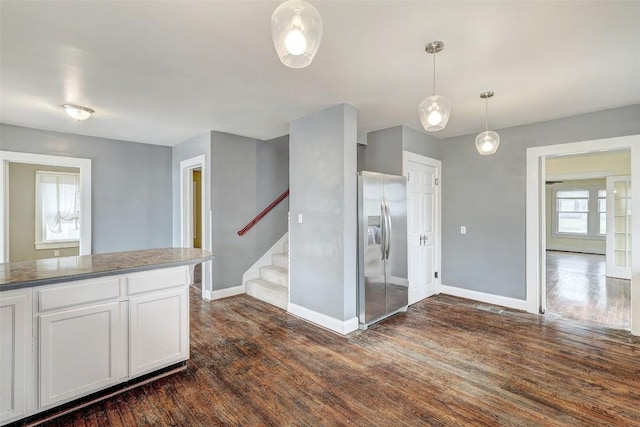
245 239 288 310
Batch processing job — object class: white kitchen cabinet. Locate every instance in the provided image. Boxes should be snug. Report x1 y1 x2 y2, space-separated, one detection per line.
39 302 120 407
0 260 199 426
129 287 189 377
0 289 32 424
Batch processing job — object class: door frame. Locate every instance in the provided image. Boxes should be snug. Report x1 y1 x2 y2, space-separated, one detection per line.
526 135 640 335
0 151 92 262
402 151 442 303
179 155 211 299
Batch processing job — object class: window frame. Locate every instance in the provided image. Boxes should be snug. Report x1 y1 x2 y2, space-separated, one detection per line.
551 185 606 240
34 170 81 250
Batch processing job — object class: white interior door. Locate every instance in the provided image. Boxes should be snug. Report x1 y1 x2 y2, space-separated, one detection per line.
606 176 632 279
404 152 440 305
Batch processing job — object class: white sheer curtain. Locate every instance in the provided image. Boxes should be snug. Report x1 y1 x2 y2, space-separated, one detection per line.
38 172 80 242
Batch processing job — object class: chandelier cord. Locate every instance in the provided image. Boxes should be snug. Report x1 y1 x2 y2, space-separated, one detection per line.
432 50 436 95
485 97 489 132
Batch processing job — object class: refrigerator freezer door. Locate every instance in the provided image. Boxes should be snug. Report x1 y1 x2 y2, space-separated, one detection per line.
383 174 409 313
358 172 387 325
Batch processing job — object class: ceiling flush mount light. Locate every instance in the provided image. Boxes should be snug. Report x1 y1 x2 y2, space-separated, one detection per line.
62 104 94 121
271 0 323 68
419 41 451 132
475 91 500 156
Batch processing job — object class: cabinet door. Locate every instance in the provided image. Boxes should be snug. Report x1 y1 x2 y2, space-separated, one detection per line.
129 287 189 377
39 302 119 408
1 290 31 424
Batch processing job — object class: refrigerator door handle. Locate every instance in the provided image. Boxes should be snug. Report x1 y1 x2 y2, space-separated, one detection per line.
384 201 392 260
380 202 386 260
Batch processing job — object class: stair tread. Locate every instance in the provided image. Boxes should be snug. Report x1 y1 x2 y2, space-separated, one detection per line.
260 265 288 274
246 278 287 290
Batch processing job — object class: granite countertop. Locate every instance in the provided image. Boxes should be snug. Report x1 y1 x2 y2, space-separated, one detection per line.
0 248 214 291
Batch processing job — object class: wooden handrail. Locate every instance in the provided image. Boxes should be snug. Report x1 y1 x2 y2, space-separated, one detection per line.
237 189 289 236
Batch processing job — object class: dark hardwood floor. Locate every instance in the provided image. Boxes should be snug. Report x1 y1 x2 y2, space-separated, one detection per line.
546 250 631 330
24 285 640 426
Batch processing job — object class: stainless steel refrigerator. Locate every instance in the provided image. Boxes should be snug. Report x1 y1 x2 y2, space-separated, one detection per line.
357 171 408 329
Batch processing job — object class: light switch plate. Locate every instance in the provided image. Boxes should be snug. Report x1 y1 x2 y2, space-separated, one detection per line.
460 226 466 235
298 214 303 224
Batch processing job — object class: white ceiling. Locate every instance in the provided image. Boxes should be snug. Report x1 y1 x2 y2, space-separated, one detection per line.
1 1 639 146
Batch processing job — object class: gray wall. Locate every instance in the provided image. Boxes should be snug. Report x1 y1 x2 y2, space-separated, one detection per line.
363 125 440 174
256 135 289 257
402 125 440 160
440 104 640 300
1 124 173 254
172 131 289 291
211 132 289 290
211 131 259 289
364 126 403 174
9 162 80 261
289 104 358 321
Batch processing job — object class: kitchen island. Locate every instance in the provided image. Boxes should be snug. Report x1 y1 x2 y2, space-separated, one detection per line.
0 248 213 426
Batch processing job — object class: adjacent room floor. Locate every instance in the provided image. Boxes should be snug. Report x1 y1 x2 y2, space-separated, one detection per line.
546 250 631 330
25 282 640 426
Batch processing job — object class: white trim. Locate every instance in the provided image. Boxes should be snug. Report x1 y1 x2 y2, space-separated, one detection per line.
525 135 640 335
179 155 211 300
287 302 359 335
207 284 245 300
34 241 80 250
179 155 206 248
0 151 92 262
440 285 527 311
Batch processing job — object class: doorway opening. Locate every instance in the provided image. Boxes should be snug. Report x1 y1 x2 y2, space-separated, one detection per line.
526 135 639 336
179 155 211 299
0 151 92 262
544 152 631 329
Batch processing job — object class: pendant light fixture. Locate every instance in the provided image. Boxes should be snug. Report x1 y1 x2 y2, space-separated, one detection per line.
475 91 500 156
271 0 323 69
419 41 451 132
62 104 94 121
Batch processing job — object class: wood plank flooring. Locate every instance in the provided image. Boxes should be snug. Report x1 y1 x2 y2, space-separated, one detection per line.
546 250 630 329
22 286 640 426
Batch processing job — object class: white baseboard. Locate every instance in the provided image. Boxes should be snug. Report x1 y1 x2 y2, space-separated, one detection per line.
208 284 245 300
440 285 527 311
288 302 358 335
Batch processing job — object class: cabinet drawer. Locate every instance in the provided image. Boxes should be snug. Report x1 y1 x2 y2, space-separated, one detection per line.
37 278 121 313
127 267 188 296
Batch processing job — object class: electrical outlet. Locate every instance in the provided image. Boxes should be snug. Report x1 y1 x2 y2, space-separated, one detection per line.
54 250 60 256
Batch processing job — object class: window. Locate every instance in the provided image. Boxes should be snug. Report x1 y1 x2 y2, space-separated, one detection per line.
35 171 80 249
598 189 606 235
552 185 605 238
556 189 589 234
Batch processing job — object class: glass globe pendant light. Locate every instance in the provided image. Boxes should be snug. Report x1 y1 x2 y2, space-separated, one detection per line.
419 41 451 132
475 91 500 156
271 0 323 69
